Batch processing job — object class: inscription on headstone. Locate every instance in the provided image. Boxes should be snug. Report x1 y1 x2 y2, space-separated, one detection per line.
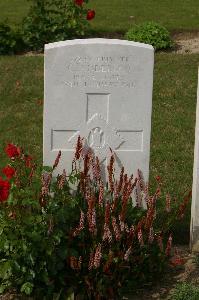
64 55 134 88
44 39 154 180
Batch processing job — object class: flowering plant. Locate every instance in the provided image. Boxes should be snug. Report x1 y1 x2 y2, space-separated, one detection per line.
0 139 191 299
22 0 96 51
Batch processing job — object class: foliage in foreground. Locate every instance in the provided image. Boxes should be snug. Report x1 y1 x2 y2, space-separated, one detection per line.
0 139 191 299
172 283 199 300
125 22 173 50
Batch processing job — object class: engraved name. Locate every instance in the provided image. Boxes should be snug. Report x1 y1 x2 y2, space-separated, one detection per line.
65 55 135 88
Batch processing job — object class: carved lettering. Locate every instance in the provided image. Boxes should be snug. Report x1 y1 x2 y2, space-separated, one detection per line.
65 55 135 88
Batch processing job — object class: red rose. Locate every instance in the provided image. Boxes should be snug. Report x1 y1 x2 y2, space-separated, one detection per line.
0 176 10 202
87 9 95 20
75 0 84 6
2 165 15 179
5 143 20 158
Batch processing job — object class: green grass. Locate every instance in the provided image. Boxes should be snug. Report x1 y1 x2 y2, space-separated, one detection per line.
151 54 198 197
151 54 198 242
0 0 29 28
172 283 199 300
0 0 199 32
90 0 199 33
0 56 43 165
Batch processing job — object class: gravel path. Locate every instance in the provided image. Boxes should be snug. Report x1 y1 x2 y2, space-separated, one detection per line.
173 32 199 54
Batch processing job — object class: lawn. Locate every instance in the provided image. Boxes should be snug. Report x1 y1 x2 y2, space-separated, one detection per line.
0 0 198 32
0 55 43 165
0 0 29 28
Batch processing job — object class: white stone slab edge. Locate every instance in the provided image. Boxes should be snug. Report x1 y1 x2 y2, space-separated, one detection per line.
190 67 199 251
45 38 154 51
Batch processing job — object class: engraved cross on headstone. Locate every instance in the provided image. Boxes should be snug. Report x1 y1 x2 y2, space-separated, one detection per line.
51 93 143 162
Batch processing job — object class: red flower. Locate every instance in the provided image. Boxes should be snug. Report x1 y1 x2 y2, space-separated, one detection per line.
5 143 20 159
53 151 61 170
87 9 95 20
75 0 84 6
0 176 10 202
2 165 15 179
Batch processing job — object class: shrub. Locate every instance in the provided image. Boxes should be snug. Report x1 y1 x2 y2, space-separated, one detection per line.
125 21 173 50
0 140 191 299
22 0 95 51
172 283 199 300
0 23 24 55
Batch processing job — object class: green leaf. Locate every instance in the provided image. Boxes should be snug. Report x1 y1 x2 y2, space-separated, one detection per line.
0 260 12 280
43 166 53 172
0 285 6 294
7 192 14 205
20 282 33 295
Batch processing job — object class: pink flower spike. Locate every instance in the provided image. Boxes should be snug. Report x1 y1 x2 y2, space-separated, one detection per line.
73 210 85 237
53 151 61 169
103 223 112 243
93 244 102 269
88 251 94 270
148 227 154 244
165 234 172 256
138 227 144 246
166 193 171 213
98 180 104 208
112 217 121 241
157 234 163 252
124 246 132 261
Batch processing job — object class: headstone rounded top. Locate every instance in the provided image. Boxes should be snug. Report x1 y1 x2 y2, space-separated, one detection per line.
45 38 154 51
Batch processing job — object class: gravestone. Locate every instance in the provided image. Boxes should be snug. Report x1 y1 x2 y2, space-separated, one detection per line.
190 68 199 251
44 39 154 180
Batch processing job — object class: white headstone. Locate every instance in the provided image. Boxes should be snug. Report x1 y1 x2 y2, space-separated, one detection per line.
190 68 199 251
44 39 154 180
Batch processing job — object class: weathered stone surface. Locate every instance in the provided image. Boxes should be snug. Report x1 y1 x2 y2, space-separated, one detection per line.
44 39 154 180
